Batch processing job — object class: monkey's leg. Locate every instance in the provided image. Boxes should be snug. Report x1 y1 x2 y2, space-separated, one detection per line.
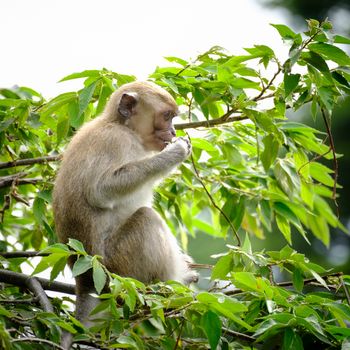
104 207 189 283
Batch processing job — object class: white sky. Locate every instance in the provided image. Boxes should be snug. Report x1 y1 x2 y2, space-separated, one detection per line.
0 0 288 98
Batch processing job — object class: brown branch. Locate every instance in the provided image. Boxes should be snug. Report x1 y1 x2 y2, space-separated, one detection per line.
26 277 54 313
0 269 75 295
0 251 49 258
174 318 185 350
175 114 247 130
189 263 213 270
253 66 282 102
0 172 42 189
12 337 65 350
0 155 60 170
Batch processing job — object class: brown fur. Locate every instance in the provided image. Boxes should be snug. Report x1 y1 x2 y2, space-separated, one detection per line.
52 82 198 347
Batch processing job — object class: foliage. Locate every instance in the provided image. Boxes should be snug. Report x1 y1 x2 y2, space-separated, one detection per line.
0 19 350 349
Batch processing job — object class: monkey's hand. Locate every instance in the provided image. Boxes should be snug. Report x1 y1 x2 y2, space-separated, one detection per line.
164 137 192 162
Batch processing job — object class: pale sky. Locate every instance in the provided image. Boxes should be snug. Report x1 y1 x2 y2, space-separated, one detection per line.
1 0 288 98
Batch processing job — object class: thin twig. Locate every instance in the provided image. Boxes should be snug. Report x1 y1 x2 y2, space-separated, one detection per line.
340 276 350 305
222 327 256 341
321 108 339 216
173 318 185 350
0 174 42 189
189 263 213 270
187 140 241 246
12 337 65 350
253 65 282 101
0 155 60 170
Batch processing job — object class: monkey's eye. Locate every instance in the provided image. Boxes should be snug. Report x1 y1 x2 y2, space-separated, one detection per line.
163 111 175 120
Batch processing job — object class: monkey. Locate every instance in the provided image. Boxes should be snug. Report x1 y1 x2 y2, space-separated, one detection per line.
52 81 198 340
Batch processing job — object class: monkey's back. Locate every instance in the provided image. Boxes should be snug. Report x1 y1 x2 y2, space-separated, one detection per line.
52 116 153 256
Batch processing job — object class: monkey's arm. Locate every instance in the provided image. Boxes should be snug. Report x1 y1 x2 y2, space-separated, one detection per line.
89 138 190 203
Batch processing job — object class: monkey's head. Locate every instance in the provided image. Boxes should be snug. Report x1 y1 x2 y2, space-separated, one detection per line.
105 81 178 152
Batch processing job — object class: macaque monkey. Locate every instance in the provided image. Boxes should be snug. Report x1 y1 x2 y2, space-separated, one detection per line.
52 81 198 338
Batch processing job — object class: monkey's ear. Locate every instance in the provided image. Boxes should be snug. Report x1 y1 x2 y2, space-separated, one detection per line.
118 92 138 118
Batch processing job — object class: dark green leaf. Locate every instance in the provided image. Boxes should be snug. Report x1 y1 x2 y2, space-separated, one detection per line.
308 43 350 66
201 310 222 350
292 268 304 292
282 329 304 350
284 73 300 97
93 259 107 294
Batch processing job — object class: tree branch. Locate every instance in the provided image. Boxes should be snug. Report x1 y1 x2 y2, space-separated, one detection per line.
0 173 42 189
12 337 65 350
0 155 60 170
26 277 54 313
222 327 256 341
175 115 247 130
0 251 49 258
0 269 75 295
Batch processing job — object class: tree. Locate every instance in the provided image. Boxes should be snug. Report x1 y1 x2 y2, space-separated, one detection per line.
1 19 350 349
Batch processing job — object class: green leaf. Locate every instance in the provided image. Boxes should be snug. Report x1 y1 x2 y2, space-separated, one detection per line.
201 310 222 350
41 243 70 254
282 329 304 350
114 335 138 349
307 214 330 247
72 256 92 277
211 252 233 280
220 196 245 230
284 73 301 97
59 70 101 82
318 86 335 111
334 35 350 45
68 239 87 254
164 56 188 66
261 134 280 171
301 51 330 74
292 268 304 292
196 292 249 328
310 162 334 187
78 81 98 117
271 24 297 40
308 43 350 66
93 259 107 294
276 214 291 244
51 256 68 281
191 138 218 153
33 197 46 225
